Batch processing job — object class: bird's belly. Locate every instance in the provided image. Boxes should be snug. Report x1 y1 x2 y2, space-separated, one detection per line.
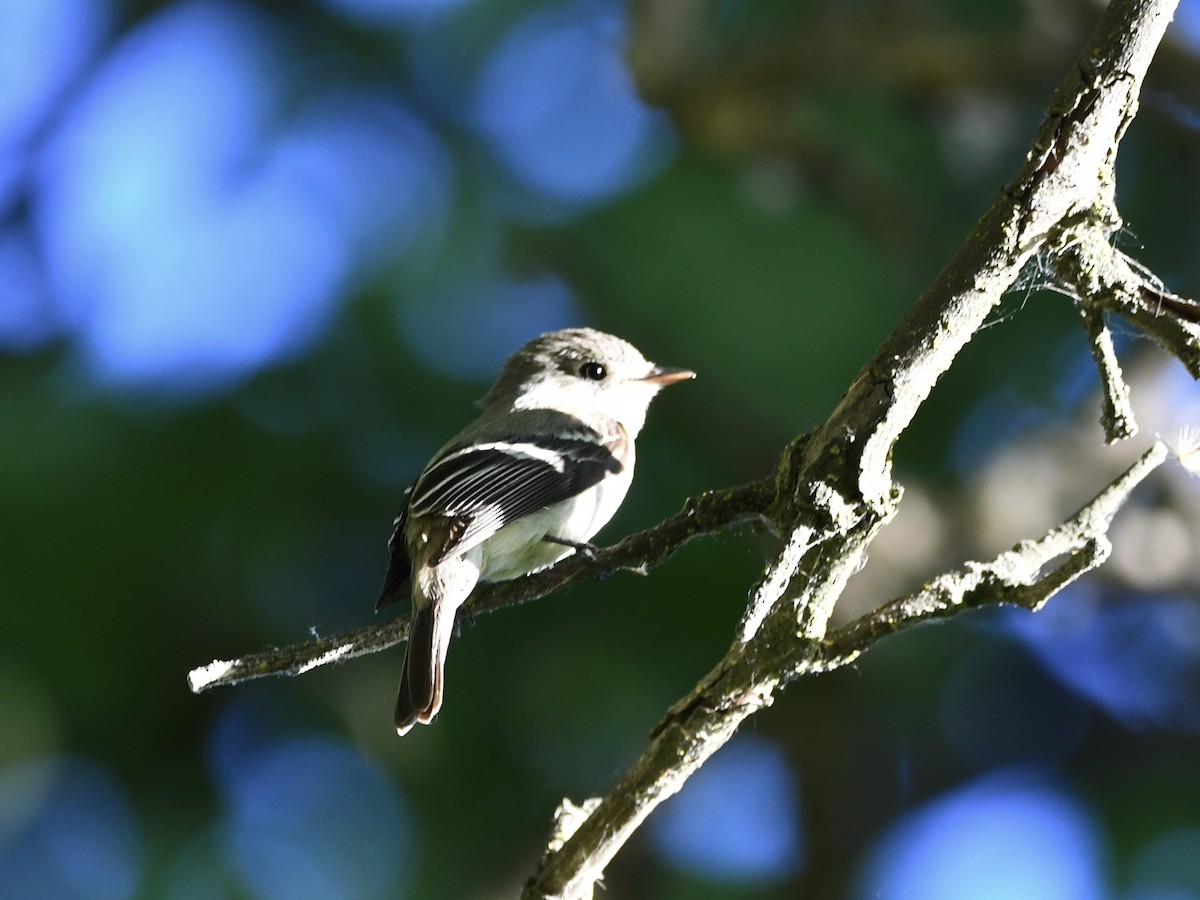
478 468 633 582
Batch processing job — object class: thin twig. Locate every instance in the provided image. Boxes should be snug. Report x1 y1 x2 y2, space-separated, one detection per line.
1078 304 1138 442
1052 218 1200 380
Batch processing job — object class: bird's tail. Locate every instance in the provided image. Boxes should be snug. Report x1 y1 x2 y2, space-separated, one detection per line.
395 599 455 735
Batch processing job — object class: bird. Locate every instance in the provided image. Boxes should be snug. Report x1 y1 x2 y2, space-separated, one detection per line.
376 327 695 735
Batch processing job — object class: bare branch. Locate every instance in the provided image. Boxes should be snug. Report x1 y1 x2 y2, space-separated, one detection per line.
186 2 1191 897
522 1 1182 896
188 617 412 694
1078 303 1138 442
523 441 1167 900
1052 219 1200 379
522 495 892 900
802 0 1178 511
823 441 1168 663
188 477 775 693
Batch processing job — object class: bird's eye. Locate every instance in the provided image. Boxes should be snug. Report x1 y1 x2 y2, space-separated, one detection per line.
579 361 607 381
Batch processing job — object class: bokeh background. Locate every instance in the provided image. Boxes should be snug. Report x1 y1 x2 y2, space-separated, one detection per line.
3 0 1200 897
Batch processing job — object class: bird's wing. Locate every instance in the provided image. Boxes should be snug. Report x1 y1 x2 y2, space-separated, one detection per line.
409 425 627 566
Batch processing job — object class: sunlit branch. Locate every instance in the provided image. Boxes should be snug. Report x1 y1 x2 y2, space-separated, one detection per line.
1078 303 1138 443
523 443 1166 900
1052 217 1200 382
822 441 1168 663
185 1 1188 897
523 0 1182 896
188 477 774 694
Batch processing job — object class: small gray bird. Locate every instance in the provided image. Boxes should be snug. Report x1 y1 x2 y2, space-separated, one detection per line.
377 328 695 735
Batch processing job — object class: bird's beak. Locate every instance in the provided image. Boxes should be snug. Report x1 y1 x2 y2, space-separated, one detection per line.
641 365 696 387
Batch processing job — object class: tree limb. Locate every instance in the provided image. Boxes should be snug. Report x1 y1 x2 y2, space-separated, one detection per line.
822 441 1168 662
186 1 1193 896
523 1 1184 896
524 441 1167 899
188 476 776 693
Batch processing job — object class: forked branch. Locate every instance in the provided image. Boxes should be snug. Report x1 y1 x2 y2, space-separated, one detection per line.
185 2 1194 897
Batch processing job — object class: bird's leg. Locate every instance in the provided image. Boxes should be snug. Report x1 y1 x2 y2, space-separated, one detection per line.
543 534 600 560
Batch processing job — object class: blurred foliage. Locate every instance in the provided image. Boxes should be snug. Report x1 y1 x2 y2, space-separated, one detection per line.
2 0 1200 898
